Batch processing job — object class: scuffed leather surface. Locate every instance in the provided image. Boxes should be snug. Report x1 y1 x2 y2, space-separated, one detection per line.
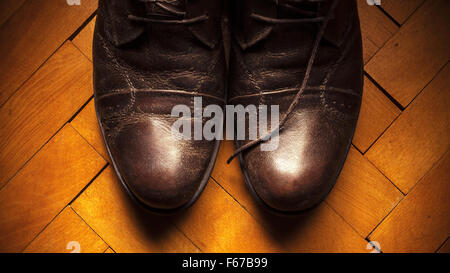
93 0 226 210
229 0 363 212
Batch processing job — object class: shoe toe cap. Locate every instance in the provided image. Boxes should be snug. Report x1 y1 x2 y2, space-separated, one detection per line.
107 118 216 211
242 110 353 212
247 153 337 212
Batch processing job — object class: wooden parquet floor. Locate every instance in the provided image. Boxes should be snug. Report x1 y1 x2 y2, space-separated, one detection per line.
0 0 448 253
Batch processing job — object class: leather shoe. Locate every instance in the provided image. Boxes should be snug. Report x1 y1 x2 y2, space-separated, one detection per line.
93 0 226 213
228 0 363 213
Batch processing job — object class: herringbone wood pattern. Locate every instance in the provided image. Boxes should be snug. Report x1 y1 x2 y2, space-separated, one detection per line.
0 0 448 253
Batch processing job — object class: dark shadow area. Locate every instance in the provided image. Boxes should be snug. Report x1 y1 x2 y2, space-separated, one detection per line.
246 188 325 250
117 179 180 245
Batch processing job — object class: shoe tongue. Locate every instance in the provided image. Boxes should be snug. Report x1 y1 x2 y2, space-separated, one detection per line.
101 0 221 49
143 0 186 17
233 0 277 50
98 0 147 47
233 0 321 50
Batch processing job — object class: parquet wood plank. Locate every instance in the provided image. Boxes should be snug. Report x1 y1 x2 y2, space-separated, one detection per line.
71 99 110 162
353 76 401 152
211 141 368 253
0 0 97 106
369 152 450 253
357 0 399 63
362 37 379 64
72 16 96 61
71 167 199 253
366 64 450 193
0 42 93 188
358 0 399 49
23 207 108 253
173 180 286 253
325 147 403 237
0 0 26 27
365 0 450 107
0 125 106 253
382 0 425 24
267 202 368 253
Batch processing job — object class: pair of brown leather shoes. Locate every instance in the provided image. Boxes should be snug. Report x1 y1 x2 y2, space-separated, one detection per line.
93 0 363 214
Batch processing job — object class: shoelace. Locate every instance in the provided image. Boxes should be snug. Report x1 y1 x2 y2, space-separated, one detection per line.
127 0 208 24
227 0 338 164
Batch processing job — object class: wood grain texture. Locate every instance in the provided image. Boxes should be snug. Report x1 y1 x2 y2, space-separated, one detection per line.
23 207 108 253
0 0 26 27
173 180 285 253
0 125 105 253
365 0 450 107
211 141 368 253
268 202 368 253
72 16 96 61
357 0 399 62
71 99 110 162
353 77 401 152
381 0 425 24
361 37 379 64
71 167 199 253
366 64 450 193
0 42 93 188
326 147 403 237
0 0 97 106
370 152 450 253
437 238 450 253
